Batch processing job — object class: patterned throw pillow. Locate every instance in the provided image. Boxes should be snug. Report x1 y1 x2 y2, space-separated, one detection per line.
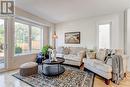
96 49 106 61
63 47 70 55
105 49 112 57
87 52 96 59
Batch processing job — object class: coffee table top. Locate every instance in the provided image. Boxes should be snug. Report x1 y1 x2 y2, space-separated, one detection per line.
43 57 65 64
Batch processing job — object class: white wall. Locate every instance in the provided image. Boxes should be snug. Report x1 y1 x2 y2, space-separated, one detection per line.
6 7 54 70
56 13 124 50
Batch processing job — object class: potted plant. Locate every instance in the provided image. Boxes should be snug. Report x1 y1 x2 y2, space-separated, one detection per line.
41 45 52 59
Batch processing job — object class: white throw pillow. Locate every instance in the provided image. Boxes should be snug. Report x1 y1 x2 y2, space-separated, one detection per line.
96 49 106 61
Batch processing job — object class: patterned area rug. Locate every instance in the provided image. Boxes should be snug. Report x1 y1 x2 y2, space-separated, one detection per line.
13 65 94 87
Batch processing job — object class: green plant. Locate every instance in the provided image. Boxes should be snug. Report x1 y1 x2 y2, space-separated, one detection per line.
15 47 22 54
41 45 52 57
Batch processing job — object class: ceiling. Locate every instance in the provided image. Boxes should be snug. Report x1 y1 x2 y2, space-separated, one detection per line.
15 0 130 23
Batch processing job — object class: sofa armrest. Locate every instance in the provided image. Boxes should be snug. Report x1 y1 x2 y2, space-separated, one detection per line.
77 51 86 64
77 51 86 58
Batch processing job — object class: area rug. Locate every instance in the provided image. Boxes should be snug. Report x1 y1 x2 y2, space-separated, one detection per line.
13 65 94 87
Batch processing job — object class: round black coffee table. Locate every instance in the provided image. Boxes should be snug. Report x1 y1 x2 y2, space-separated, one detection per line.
42 57 65 76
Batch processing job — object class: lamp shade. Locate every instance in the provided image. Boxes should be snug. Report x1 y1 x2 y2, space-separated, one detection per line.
52 32 58 39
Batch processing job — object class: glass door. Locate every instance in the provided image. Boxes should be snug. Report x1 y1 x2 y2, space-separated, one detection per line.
0 19 6 70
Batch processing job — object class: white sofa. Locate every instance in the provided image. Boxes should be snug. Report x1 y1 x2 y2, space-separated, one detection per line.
83 49 128 85
56 47 86 66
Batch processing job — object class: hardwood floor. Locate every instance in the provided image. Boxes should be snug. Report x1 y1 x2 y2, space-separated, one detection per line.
0 70 31 87
94 73 130 87
80 63 130 87
0 68 130 87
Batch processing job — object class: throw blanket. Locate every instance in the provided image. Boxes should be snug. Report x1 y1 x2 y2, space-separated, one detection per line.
112 55 124 84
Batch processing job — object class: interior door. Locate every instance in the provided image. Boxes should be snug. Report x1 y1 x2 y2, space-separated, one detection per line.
0 19 7 70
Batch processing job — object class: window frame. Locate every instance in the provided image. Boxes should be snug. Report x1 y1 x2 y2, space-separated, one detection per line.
97 22 112 49
14 19 43 56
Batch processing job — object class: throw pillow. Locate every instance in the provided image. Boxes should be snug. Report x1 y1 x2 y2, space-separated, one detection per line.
96 49 106 61
78 50 86 58
69 47 78 55
105 49 112 57
87 52 96 59
63 47 70 55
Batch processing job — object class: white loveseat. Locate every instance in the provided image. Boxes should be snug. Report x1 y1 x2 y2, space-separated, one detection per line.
83 49 128 85
56 47 86 66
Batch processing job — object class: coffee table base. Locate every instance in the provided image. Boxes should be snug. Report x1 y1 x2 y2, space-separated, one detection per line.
42 65 65 76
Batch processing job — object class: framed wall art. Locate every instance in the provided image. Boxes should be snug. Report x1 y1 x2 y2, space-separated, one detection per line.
65 32 80 44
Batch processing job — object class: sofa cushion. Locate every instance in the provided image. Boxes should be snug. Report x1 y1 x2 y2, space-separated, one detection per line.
64 54 80 62
69 47 78 55
69 47 86 55
84 59 103 66
84 59 112 73
96 49 106 61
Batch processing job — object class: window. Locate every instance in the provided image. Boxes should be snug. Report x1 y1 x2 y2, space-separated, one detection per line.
15 22 29 54
31 26 42 52
98 23 111 49
14 20 43 55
